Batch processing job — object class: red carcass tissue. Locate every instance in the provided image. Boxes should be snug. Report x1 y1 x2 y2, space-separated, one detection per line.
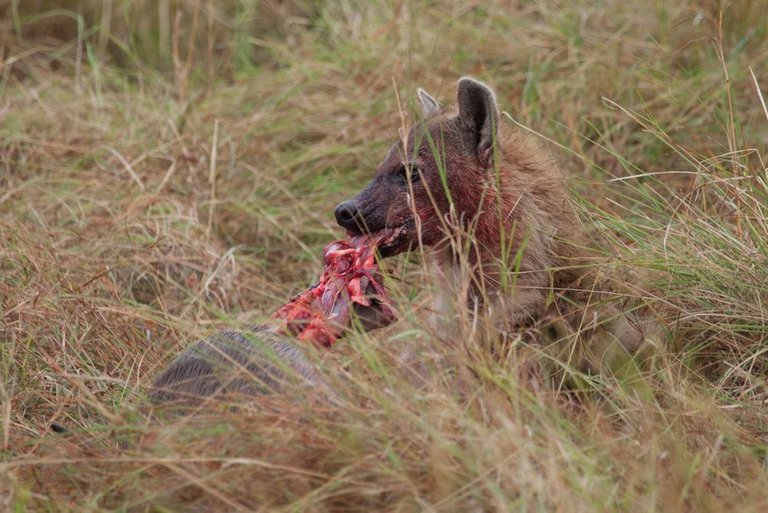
272 235 396 346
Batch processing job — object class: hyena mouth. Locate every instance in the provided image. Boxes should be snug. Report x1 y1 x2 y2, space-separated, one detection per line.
376 219 416 258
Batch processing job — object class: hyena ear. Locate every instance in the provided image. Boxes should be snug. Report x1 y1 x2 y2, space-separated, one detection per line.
457 77 500 168
417 88 440 118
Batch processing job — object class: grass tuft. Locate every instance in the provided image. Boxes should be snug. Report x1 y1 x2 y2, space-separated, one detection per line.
2 1 768 511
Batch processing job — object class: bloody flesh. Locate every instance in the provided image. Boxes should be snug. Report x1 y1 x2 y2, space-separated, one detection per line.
272 235 396 346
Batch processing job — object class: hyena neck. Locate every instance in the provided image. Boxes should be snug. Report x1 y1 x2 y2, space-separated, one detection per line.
429 172 523 305
429 134 586 325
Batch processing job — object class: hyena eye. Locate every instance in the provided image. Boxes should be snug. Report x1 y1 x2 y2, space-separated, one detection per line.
399 164 420 185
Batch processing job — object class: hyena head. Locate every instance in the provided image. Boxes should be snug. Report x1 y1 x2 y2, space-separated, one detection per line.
334 77 500 257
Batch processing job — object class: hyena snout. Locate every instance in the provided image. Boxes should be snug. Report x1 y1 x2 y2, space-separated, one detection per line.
334 200 365 233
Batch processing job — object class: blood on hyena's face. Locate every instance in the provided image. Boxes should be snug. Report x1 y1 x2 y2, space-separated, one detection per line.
334 79 499 258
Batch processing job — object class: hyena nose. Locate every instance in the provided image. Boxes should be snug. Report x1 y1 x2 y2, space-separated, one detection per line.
334 201 363 233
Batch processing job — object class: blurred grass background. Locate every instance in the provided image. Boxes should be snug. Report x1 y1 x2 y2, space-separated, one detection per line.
2 1 768 511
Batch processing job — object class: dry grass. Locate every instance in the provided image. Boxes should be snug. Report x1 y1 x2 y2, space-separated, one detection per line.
2 1 768 511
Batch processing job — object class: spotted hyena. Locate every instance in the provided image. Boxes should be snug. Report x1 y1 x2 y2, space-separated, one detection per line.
334 77 649 371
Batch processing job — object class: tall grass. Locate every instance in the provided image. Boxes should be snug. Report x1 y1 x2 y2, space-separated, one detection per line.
2 1 768 511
